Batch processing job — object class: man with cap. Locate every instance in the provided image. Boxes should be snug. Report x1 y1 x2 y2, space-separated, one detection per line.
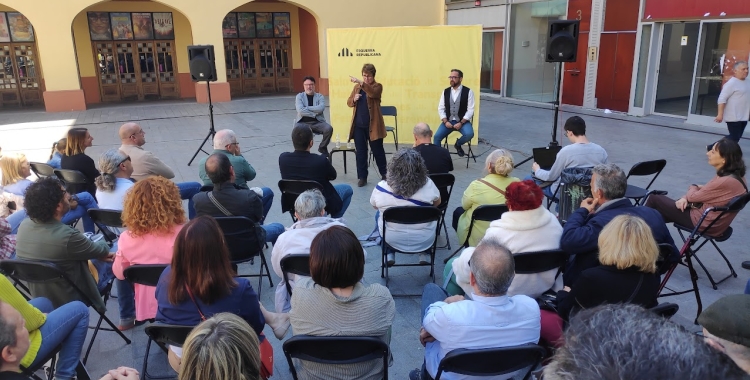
699 294 750 374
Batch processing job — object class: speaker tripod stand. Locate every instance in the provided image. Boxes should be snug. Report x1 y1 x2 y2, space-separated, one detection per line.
188 80 216 166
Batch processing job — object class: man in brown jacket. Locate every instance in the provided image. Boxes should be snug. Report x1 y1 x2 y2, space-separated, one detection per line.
347 63 387 187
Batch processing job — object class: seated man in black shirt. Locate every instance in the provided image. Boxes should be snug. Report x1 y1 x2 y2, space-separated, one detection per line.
279 126 353 218
413 122 453 174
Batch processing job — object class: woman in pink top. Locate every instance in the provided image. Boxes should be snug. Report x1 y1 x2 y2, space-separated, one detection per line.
113 177 186 330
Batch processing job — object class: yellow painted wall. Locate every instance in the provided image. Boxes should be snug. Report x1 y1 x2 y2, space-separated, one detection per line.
230 3 301 69
0 0 443 93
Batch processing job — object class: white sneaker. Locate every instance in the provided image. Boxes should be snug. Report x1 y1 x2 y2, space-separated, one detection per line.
419 253 429 264
386 253 395 266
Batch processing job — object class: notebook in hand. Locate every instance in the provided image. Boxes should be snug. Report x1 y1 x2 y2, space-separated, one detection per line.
532 146 562 171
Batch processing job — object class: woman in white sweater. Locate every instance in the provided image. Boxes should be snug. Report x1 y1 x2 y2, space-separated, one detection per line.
444 179 563 299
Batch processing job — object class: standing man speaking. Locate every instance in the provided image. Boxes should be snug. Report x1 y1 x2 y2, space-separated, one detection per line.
715 61 750 143
433 69 475 157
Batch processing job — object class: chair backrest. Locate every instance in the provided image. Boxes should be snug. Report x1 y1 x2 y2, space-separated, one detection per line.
725 191 750 213
428 173 455 211
0 260 94 307
435 344 546 380
280 254 310 296
626 159 667 190
381 106 397 117
513 249 567 274
54 169 88 194
558 167 593 223
123 264 168 287
87 209 124 228
283 335 389 380
692 191 750 238
213 216 264 263
382 206 442 225
461 204 508 248
649 302 679 319
278 179 324 220
29 162 55 178
144 324 193 348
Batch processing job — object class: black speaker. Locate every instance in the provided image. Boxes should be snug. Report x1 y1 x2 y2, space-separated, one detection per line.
545 20 580 63
187 45 217 82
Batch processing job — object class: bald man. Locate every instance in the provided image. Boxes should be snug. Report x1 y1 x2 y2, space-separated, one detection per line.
413 122 453 174
118 122 202 218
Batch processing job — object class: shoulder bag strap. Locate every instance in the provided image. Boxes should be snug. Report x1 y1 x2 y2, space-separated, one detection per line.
375 185 432 207
730 174 749 193
207 191 233 216
477 179 507 196
184 285 207 321
625 273 645 303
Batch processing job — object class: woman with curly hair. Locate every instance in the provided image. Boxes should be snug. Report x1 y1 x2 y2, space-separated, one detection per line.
95 149 134 210
453 148 519 247
112 176 185 330
370 148 441 266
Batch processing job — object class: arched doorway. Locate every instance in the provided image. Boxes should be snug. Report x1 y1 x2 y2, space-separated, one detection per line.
0 5 42 107
221 1 319 96
72 1 193 104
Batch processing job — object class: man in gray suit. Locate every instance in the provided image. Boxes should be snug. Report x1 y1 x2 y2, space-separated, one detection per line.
295 76 334 157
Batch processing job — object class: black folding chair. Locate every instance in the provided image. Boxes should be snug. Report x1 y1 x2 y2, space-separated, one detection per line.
434 344 546 380
443 204 508 264
29 162 55 178
87 209 123 244
123 264 168 287
513 249 567 279
214 216 273 297
428 173 456 250
658 192 750 322
649 303 679 319
278 179 324 222
280 254 310 297
142 324 194 380
283 335 390 380
382 106 399 150
624 159 667 205
0 260 131 364
54 169 88 195
20 343 60 380
381 206 442 295
553 167 593 224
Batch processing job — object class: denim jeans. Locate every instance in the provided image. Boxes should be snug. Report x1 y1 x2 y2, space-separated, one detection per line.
28 298 89 380
177 181 202 219
116 279 137 322
260 187 274 221
262 222 285 245
61 192 99 233
433 121 474 147
7 209 26 234
331 184 354 218
421 283 449 322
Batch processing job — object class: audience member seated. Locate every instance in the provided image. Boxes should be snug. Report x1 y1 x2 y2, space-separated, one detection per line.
543 304 749 380
271 189 365 313
699 294 750 375
545 215 660 347
193 153 284 244
530 116 607 201
0 299 141 380
279 125 353 218
155 216 264 372
453 148 518 247
2 153 100 233
95 149 134 211
0 218 15 259
371 148 441 266
46 138 66 169
178 313 261 380
289 226 395 380
15 177 115 314
410 238 540 380
445 180 563 299
60 128 100 197
645 138 747 238
198 129 274 219
413 123 452 174
561 163 678 285
113 177 185 330
0 275 88 380
294 75 334 158
118 122 202 219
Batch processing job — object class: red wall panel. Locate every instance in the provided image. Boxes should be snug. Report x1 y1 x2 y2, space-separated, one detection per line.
603 0 639 31
644 0 750 20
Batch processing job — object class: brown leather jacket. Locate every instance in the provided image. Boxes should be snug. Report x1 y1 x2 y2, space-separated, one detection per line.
347 81 386 142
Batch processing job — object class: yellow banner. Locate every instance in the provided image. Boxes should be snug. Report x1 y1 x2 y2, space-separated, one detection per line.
327 25 482 146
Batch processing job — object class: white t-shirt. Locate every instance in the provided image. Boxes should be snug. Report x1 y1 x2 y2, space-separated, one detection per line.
95 177 135 211
718 76 750 122
370 179 440 253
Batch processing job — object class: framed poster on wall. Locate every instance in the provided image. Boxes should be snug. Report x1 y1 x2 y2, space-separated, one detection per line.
153 12 174 40
222 13 238 38
0 13 11 43
88 12 112 40
110 12 133 40
132 13 154 40
273 13 290 38
7 12 34 42
238 13 255 38
256 12 273 38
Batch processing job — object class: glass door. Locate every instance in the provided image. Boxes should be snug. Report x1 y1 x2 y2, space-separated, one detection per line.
653 22 700 116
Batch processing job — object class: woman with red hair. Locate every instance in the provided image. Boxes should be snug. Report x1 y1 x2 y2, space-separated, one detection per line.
443 180 563 298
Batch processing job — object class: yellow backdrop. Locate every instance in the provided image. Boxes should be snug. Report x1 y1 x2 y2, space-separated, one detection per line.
327 25 482 145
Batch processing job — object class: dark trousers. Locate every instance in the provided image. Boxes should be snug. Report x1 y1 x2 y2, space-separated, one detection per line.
726 121 748 142
644 193 694 228
354 126 387 180
295 120 333 150
452 206 464 231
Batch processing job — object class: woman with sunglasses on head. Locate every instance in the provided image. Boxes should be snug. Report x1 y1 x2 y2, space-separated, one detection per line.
95 149 135 211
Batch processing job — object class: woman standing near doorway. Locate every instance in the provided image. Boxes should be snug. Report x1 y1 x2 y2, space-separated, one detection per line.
347 63 387 187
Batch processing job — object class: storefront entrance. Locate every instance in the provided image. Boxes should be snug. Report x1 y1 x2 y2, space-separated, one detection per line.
0 42 43 107
224 38 292 95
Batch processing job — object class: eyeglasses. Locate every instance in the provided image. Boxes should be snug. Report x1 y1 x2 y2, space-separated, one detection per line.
129 130 145 138
448 76 460 79
118 156 131 166
362 74 373 78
